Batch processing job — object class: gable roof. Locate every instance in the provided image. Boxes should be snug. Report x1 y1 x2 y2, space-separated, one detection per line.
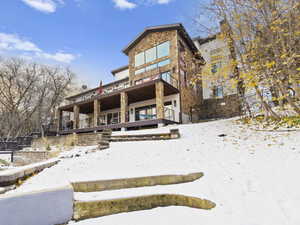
111 65 129 76
122 23 198 55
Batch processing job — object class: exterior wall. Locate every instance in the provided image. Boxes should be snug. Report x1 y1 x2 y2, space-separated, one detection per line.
196 37 237 99
177 35 203 116
127 30 180 84
114 69 129 81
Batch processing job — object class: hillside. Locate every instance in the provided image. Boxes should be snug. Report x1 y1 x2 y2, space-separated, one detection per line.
10 118 300 225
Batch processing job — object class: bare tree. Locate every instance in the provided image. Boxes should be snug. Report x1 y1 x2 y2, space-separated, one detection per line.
0 57 74 140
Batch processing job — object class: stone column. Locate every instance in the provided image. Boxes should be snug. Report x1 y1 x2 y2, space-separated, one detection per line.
155 81 165 120
73 105 80 129
94 99 101 127
120 92 128 124
56 109 62 133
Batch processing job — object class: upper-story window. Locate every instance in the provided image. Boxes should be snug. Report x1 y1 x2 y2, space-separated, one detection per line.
135 59 171 75
157 41 170 58
145 47 156 63
135 52 145 67
134 41 170 67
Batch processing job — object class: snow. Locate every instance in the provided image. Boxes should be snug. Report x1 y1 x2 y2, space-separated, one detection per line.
9 118 300 225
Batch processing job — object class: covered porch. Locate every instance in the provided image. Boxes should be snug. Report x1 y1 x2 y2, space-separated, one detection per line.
57 78 179 134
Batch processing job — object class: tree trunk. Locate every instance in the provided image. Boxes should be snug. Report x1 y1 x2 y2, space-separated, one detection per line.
255 86 280 120
277 82 300 115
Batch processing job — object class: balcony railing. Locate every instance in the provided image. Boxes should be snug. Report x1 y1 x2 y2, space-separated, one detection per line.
164 108 175 121
66 72 178 105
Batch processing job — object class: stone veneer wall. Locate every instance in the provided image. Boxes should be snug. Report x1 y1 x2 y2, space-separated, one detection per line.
13 151 51 166
32 133 102 148
199 94 242 119
177 35 203 116
127 30 179 84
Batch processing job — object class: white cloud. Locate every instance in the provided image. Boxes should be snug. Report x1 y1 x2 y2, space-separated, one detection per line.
155 0 172 4
112 0 137 9
38 52 76 63
21 0 64 13
0 33 41 52
112 0 173 10
0 32 77 63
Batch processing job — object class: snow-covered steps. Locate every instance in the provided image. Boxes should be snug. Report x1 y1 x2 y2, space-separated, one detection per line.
73 194 215 221
0 159 59 188
109 129 180 142
71 172 203 192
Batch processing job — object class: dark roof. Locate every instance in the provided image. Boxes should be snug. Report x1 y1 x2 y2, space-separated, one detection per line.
66 77 129 100
111 65 129 76
193 34 217 45
122 23 199 55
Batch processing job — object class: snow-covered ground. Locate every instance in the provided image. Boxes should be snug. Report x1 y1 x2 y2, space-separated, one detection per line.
9 118 300 225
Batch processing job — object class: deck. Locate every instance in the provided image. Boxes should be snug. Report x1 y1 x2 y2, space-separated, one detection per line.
58 119 178 135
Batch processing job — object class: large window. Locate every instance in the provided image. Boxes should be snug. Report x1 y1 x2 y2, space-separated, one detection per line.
135 105 157 121
135 52 145 67
135 59 171 75
134 41 170 67
145 47 156 63
157 41 170 58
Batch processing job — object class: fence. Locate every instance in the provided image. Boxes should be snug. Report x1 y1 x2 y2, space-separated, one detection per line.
0 136 33 152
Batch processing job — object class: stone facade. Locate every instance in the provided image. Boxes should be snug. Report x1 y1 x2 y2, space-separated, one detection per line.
32 133 102 147
120 92 128 123
199 94 242 119
155 81 165 119
127 30 179 83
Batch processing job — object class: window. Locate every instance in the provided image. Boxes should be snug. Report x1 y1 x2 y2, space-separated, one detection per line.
135 52 145 67
158 59 170 67
211 62 222 73
145 63 157 72
213 86 223 98
135 105 157 121
157 41 170 58
145 47 157 63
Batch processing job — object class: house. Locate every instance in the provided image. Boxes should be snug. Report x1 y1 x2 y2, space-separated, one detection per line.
56 23 240 134
193 22 242 119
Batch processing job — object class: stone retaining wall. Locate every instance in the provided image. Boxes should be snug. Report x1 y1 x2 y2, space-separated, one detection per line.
199 94 242 119
32 133 102 148
13 151 51 166
73 194 216 221
72 172 203 192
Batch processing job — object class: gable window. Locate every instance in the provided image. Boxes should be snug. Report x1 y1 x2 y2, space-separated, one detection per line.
158 59 170 67
145 47 157 63
157 41 170 58
145 63 157 72
135 52 145 67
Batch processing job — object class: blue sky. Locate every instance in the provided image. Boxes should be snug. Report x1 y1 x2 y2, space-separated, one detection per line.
0 0 204 87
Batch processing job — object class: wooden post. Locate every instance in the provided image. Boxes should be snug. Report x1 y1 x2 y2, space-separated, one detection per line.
155 81 164 119
120 92 128 123
73 105 80 129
